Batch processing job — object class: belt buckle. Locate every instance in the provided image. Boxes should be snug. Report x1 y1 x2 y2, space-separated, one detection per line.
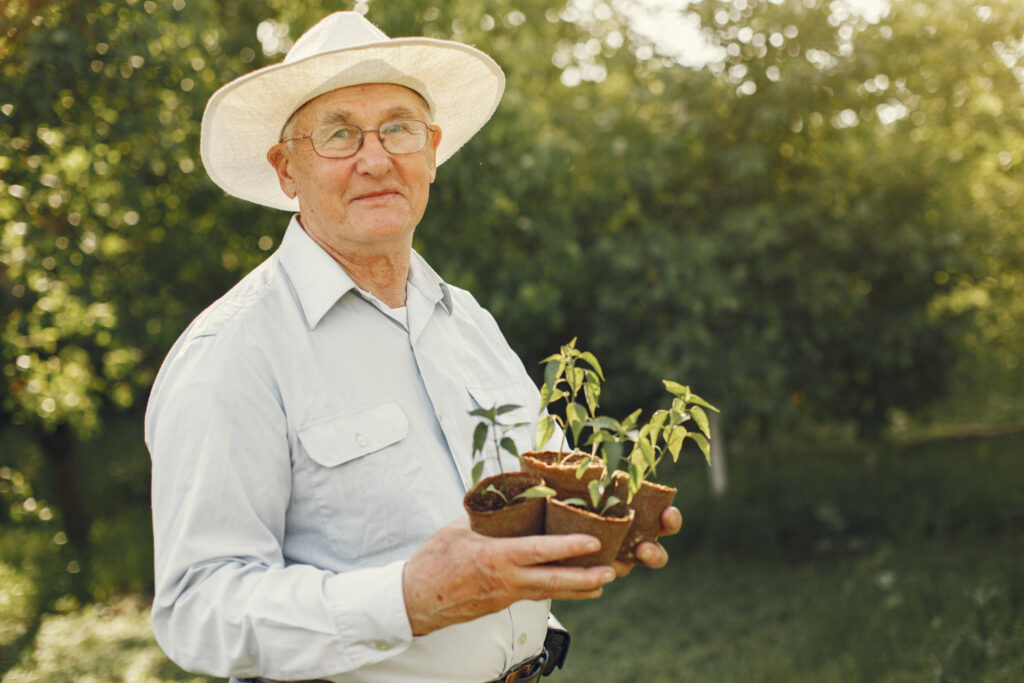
503 649 547 683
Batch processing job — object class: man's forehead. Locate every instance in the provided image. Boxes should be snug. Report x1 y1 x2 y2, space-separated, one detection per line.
297 83 431 123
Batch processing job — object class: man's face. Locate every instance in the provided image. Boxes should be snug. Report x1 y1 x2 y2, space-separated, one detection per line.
268 83 441 252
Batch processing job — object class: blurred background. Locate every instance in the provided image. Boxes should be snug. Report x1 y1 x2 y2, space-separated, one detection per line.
1 0 1022 680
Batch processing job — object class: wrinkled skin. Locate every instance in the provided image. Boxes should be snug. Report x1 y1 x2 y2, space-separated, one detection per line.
404 506 682 635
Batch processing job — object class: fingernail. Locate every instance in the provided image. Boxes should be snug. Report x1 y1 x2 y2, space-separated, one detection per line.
585 539 601 552
601 571 615 584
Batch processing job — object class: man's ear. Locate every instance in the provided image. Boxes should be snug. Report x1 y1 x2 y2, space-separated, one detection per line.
267 144 298 199
428 126 442 183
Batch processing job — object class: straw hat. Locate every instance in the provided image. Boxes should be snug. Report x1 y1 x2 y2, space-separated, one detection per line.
200 11 505 211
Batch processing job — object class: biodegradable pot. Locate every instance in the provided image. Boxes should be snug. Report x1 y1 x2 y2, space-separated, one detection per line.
520 451 605 500
544 497 635 567
606 471 678 563
463 472 547 538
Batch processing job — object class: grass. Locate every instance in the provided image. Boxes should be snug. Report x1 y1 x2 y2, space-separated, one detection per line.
555 537 1024 682
2 428 1022 681
3 537 1020 682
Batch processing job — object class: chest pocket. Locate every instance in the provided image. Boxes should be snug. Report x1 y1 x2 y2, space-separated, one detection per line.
296 401 442 561
466 382 537 477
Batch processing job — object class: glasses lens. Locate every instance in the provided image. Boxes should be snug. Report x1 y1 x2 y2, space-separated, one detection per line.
379 120 428 155
312 124 362 158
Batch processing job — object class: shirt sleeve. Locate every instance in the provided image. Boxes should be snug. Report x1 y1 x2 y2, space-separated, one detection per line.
146 333 413 679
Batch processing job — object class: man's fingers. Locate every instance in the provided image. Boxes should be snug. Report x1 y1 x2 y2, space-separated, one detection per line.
660 506 683 537
517 565 616 599
634 541 669 569
496 533 603 566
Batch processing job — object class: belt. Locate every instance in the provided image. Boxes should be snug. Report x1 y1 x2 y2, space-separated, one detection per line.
484 647 548 683
235 621 570 683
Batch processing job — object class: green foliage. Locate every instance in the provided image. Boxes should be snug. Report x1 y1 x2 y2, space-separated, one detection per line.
536 337 605 453
3 597 212 682
561 477 621 517
2 0 1024 673
468 403 554 501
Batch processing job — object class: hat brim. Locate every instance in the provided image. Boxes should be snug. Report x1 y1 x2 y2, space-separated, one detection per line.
200 38 504 211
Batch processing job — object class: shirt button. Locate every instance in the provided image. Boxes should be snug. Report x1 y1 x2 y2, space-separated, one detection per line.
518 632 528 646
374 640 390 651
356 434 368 447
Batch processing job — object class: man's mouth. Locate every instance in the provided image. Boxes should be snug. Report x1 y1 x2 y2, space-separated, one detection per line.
354 189 400 201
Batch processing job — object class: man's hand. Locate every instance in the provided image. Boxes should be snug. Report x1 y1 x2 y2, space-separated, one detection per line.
403 518 616 636
612 505 683 577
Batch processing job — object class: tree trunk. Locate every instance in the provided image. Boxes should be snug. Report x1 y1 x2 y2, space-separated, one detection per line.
35 423 91 601
708 412 728 498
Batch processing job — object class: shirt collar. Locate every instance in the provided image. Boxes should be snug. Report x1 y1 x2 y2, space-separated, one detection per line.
408 249 453 316
276 216 453 329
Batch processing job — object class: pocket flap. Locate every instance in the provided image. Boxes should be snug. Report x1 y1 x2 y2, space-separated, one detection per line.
298 402 409 468
466 383 534 426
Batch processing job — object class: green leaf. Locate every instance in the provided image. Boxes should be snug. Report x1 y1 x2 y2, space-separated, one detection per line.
568 366 585 395
536 414 555 448
690 405 711 439
543 358 563 392
515 485 555 500
638 436 656 468
578 351 604 380
495 403 521 416
588 415 619 432
471 460 485 488
468 407 493 419
548 388 567 406
566 401 587 445
538 382 551 410
599 495 621 516
688 393 720 413
628 466 643 497
601 440 624 470
622 408 643 430
690 433 711 466
648 409 668 436
472 422 488 455
587 479 606 509
500 436 518 458
583 379 600 416
574 457 593 479
561 497 589 509
666 425 686 460
663 380 690 398
484 484 509 504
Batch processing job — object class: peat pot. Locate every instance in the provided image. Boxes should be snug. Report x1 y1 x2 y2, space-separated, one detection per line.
606 471 677 563
520 451 605 500
463 472 547 538
544 497 635 567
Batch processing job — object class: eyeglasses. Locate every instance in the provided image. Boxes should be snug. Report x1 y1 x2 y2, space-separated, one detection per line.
280 119 436 159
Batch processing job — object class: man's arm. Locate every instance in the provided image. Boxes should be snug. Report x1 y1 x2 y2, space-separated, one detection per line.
147 340 414 679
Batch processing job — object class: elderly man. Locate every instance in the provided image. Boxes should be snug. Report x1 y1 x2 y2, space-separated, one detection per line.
145 12 680 683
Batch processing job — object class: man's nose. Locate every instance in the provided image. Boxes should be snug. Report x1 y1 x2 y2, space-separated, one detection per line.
353 130 390 175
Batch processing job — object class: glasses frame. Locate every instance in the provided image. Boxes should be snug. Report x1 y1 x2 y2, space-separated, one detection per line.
280 119 437 159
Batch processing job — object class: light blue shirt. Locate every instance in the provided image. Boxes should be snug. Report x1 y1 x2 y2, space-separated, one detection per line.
145 217 548 682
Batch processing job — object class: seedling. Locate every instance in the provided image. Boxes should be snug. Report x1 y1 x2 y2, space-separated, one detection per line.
561 478 622 516
469 403 554 503
535 337 605 461
614 381 720 503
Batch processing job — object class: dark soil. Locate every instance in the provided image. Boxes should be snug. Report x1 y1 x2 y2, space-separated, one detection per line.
465 475 536 512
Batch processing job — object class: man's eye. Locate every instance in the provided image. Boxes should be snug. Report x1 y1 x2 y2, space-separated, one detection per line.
381 122 408 135
329 127 355 140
